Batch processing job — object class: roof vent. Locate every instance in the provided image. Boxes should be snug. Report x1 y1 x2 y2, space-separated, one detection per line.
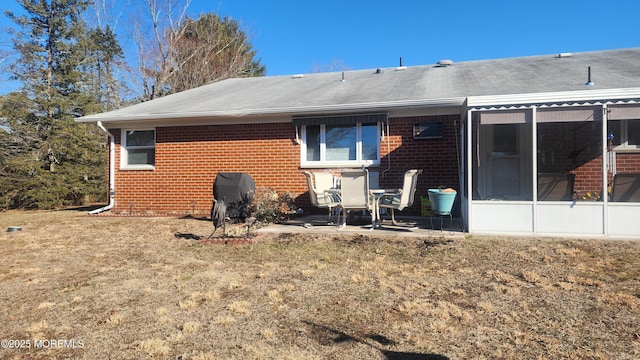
375 68 383 74
437 59 454 67
585 66 594 86
557 53 572 58
292 74 304 79
396 57 407 71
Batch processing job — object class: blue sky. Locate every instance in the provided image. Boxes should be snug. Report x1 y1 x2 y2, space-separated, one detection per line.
207 0 640 75
1 0 638 91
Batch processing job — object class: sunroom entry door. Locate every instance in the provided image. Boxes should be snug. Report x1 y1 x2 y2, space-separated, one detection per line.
479 123 532 200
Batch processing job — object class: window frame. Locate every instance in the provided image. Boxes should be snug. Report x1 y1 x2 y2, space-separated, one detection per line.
300 122 380 168
413 121 444 139
610 119 640 152
120 128 156 170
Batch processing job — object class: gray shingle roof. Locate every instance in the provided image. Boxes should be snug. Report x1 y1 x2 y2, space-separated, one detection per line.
77 48 640 123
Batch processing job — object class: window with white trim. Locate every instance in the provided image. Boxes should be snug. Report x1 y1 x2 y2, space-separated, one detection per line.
301 122 380 166
121 129 155 169
609 119 640 151
608 105 640 151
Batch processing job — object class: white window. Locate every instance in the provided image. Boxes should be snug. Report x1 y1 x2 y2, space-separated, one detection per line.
121 129 155 169
301 122 380 166
609 119 640 151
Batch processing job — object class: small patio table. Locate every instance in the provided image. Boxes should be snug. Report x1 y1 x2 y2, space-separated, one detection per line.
324 187 390 229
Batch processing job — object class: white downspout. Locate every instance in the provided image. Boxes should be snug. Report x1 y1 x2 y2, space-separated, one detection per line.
89 121 115 214
381 120 391 178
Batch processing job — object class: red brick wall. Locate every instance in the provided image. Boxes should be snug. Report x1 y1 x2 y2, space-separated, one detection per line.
110 123 303 215
107 115 462 215
573 153 640 199
615 153 640 173
374 115 461 214
572 157 603 195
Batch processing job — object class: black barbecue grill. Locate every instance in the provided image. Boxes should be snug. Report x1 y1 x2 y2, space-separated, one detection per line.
210 172 256 236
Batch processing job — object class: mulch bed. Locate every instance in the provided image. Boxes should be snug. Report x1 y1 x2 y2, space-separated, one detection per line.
199 237 260 245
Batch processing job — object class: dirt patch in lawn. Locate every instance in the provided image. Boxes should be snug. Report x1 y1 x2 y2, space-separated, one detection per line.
1 210 639 359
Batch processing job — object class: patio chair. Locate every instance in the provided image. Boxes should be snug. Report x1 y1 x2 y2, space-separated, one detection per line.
537 173 576 201
610 173 640 202
313 171 335 193
338 169 373 229
377 169 423 227
303 171 340 224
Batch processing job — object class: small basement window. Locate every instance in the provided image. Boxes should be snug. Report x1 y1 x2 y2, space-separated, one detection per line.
414 122 443 139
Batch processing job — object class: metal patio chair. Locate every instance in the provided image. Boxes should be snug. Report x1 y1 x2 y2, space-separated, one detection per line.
610 173 640 202
337 169 374 229
303 171 341 224
313 171 335 193
376 169 423 227
537 173 576 201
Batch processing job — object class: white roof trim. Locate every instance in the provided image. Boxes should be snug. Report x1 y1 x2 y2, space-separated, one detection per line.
467 88 640 109
77 97 466 123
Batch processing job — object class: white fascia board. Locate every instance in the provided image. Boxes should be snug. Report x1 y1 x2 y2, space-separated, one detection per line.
388 105 464 118
75 97 467 125
467 88 640 109
92 115 294 129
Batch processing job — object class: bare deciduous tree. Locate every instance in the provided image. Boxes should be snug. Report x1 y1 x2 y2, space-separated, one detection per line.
130 0 264 101
311 58 351 73
166 13 265 92
130 0 191 100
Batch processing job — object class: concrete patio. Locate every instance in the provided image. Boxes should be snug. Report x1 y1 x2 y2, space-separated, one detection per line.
256 214 465 238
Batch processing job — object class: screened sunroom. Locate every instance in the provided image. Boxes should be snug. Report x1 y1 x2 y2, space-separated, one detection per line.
463 92 640 238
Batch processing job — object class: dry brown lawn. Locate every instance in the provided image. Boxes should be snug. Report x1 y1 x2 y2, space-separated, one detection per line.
0 209 639 359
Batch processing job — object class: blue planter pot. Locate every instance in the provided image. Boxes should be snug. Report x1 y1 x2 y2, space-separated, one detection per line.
427 189 457 215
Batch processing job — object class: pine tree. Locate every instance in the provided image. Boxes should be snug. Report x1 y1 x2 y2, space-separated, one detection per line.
82 25 125 111
0 0 115 209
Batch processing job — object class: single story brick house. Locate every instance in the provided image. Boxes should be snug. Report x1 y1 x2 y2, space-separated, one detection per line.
77 48 640 238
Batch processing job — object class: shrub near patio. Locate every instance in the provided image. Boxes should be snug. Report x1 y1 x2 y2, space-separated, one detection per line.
0 210 639 359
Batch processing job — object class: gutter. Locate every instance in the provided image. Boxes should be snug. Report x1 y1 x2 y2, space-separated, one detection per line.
75 97 467 123
467 88 640 108
89 121 115 214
